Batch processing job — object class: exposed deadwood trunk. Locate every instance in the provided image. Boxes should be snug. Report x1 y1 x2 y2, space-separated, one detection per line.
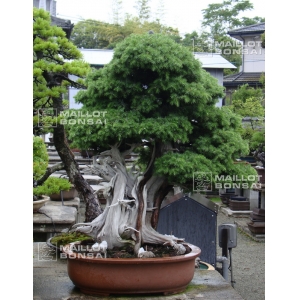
70 142 186 256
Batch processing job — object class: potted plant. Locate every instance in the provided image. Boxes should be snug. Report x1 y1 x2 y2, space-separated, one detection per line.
33 195 50 212
49 184 78 201
33 177 73 201
34 14 258 296
33 136 73 211
33 136 50 211
60 33 258 296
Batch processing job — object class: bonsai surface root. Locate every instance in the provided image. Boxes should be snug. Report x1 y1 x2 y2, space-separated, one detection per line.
73 240 192 258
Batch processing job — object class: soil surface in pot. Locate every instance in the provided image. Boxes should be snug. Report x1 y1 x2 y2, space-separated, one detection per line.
71 240 192 258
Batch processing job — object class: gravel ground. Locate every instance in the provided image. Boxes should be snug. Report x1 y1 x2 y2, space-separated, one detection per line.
216 209 265 300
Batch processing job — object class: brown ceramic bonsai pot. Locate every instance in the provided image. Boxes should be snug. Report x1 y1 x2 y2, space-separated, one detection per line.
62 242 201 296
247 222 265 234
220 193 237 205
229 199 250 211
49 186 78 201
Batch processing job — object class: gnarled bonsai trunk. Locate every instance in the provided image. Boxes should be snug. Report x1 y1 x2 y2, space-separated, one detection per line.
52 95 102 222
71 143 185 255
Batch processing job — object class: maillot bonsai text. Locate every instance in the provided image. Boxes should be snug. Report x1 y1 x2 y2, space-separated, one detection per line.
59 111 107 125
214 175 262 189
193 172 262 191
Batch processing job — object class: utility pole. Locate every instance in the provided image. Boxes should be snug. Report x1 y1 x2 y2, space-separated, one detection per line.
191 38 195 54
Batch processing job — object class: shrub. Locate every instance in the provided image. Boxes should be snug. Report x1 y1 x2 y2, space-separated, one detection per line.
33 177 72 197
33 136 49 181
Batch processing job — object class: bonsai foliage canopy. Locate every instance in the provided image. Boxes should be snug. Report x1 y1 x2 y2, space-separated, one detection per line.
33 7 91 135
67 33 255 254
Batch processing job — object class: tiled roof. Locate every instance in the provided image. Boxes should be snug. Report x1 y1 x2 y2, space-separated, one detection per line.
228 23 265 36
223 72 264 87
193 53 236 69
51 16 74 39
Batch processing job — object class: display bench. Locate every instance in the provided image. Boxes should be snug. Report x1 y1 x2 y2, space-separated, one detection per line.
33 205 77 241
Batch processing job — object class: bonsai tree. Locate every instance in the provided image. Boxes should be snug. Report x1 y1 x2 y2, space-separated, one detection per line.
33 177 72 198
33 8 102 221
65 33 256 255
33 136 72 200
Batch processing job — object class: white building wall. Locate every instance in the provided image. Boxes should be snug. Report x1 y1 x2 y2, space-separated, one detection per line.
243 36 265 73
68 75 83 109
33 0 56 16
69 88 83 109
205 69 224 107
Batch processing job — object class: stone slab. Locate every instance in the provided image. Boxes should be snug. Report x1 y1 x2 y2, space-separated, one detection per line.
33 242 244 300
33 206 77 223
33 206 77 233
33 223 75 234
220 207 252 217
48 157 93 164
49 173 69 178
49 174 103 184
45 197 80 210
48 164 87 169
82 174 103 184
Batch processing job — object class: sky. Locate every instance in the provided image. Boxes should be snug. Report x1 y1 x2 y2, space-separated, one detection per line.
55 0 265 36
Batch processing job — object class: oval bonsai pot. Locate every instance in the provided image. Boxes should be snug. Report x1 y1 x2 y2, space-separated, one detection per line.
33 196 50 212
220 193 237 205
62 242 201 296
199 261 215 270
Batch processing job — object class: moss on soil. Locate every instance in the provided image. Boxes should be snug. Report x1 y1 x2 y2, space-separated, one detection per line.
51 232 91 247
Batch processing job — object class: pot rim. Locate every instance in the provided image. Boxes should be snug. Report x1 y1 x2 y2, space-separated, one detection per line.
199 261 215 270
47 237 61 252
33 195 50 203
62 242 201 264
